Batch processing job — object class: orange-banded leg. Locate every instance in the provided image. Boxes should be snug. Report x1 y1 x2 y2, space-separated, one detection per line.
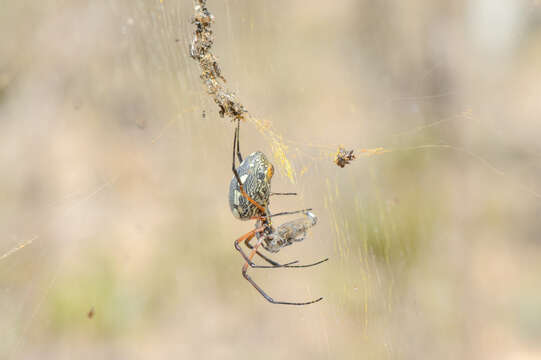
234 226 264 259
241 237 324 305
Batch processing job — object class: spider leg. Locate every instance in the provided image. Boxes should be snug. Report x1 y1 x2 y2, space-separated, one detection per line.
234 228 298 268
235 118 243 163
270 192 297 196
280 256 329 268
241 238 323 305
234 226 264 266
231 121 266 214
244 237 299 267
245 237 329 268
270 208 313 218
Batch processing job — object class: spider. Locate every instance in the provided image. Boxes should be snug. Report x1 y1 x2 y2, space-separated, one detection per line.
229 120 328 305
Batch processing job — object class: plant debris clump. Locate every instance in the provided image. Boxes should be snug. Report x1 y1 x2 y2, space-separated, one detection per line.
334 146 356 168
190 0 247 120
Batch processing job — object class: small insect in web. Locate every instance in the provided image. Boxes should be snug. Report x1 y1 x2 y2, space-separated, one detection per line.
334 146 356 168
229 120 328 305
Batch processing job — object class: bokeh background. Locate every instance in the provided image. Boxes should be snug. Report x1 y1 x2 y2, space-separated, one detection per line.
1 0 541 359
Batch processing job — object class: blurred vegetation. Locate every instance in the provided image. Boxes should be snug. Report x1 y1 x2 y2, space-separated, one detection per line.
1 0 541 359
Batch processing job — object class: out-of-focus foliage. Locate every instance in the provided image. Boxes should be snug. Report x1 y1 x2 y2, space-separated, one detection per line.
1 1 541 359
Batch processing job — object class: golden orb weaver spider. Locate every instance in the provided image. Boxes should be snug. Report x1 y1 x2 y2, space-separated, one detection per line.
229 119 328 305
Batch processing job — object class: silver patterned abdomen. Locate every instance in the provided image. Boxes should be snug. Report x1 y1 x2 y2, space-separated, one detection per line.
229 151 274 220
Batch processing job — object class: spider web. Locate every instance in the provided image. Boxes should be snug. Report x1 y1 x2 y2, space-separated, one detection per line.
1 1 541 359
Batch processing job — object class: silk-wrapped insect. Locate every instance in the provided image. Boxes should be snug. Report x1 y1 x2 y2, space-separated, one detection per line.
258 211 318 253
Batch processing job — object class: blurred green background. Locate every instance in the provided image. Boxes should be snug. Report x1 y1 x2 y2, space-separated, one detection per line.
1 0 541 359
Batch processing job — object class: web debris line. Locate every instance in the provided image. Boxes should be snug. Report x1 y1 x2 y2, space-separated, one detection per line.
278 129 541 201
190 0 247 120
189 0 297 183
186 1 539 203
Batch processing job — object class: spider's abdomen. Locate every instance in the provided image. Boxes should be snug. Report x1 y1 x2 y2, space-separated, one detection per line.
229 151 273 220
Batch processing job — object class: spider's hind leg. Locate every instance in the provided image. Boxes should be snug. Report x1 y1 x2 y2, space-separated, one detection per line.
244 237 298 268
241 238 323 305
244 237 328 269
235 232 298 268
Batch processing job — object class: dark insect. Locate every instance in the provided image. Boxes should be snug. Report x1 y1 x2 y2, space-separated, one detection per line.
87 307 95 319
334 146 356 168
229 120 328 305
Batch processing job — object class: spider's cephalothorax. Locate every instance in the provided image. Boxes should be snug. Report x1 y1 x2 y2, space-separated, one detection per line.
229 151 274 220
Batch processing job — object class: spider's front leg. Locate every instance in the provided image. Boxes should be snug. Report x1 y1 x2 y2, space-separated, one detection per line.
242 237 299 268
234 118 243 163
